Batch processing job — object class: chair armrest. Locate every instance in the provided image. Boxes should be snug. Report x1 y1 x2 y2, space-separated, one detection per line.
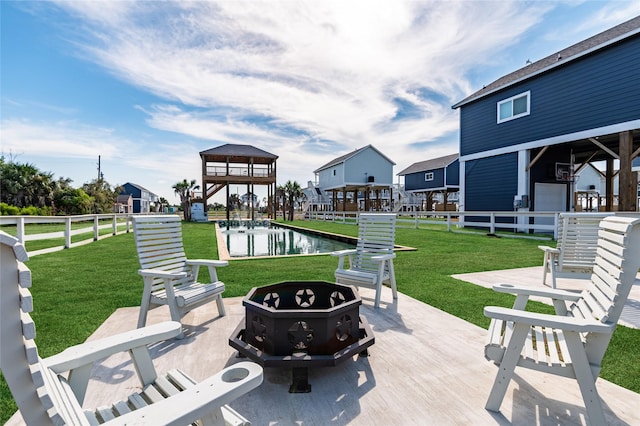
484 306 612 333
138 269 188 280
107 361 263 425
371 253 396 261
186 259 228 267
492 283 581 301
45 322 182 373
331 249 357 257
538 245 560 254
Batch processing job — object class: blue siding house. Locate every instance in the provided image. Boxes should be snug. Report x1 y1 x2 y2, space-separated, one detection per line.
121 183 158 214
398 153 459 210
452 17 640 213
313 145 395 211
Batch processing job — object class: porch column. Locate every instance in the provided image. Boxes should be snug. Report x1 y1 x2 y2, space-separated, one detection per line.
605 158 614 212
458 161 465 212
517 150 530 232
618 130 636 212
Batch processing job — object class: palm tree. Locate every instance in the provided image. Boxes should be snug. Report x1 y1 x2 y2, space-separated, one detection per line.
157 197 169 213
173 179 200 221
283 180 304 221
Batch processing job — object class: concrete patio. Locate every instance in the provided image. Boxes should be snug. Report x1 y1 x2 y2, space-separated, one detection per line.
8 269 640 426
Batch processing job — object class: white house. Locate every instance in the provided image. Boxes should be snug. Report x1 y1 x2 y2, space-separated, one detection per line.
312 145 396 212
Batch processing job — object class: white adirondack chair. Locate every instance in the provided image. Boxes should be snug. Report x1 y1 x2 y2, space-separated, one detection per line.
132 215 227 338
538 212 611 288
484 216 640 425
332 213 398 308
0 231 263 425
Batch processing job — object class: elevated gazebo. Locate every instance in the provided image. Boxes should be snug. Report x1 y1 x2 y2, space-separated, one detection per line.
200 144 278 220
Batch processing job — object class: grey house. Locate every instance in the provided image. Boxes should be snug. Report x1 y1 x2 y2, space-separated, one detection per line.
313 145 395 212
452 17 640 214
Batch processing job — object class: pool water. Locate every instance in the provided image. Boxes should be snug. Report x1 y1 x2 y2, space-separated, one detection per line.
217 220 355 258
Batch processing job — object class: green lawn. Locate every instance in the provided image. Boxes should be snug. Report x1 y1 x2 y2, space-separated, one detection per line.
2 219 638 422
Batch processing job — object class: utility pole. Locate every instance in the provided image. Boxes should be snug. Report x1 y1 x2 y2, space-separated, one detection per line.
97 155 103 181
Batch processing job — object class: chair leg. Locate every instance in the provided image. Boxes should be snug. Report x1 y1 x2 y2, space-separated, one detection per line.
137 297 151 328
373 279 382 309
541 254 549 286
564 331 607 425
485 323 529 412
388 260 398 300
166 300 185 339
216 294 226 317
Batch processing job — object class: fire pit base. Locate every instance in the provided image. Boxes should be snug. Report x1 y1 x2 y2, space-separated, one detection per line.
228 281 375 392
229 315 374 393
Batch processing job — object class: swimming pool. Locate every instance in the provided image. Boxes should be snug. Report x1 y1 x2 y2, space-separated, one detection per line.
215 220 356 259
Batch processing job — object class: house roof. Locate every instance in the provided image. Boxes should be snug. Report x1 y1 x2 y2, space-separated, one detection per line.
199 144 278 162
452 16 640 109
313 144 396 173
116 194 132 203
397 153 458 176
123 182 154 194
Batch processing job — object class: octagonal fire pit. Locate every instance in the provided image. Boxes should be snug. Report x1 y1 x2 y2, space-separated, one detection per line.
229 281 375 392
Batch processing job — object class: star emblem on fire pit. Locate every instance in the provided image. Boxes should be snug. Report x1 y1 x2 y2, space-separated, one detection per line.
335 314 352 342
263 292 280 308
288 321 314 350
330 291 346 307
251 315 267 342
295 288 315 307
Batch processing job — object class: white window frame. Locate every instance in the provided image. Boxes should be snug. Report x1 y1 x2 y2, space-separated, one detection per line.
497 91 530 124
425 172 434 181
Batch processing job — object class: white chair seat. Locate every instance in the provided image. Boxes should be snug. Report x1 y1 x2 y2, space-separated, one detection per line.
332 213 398 308
0 231 263 425
484 216 640 425
133 215 227 338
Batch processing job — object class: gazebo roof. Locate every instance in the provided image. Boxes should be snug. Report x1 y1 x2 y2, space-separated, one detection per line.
200 144 278 164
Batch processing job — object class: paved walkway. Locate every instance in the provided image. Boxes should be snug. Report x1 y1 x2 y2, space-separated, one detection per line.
453 266 640 329
7 285 640 425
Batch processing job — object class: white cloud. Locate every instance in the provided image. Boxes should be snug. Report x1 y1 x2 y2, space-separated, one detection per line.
11 1 636 203
1 119 121 159
54 0 552 166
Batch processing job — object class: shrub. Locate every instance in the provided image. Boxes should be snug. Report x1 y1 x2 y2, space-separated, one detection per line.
0 203 20 215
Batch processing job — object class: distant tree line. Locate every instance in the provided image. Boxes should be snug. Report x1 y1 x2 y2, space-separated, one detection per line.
0 156 122 215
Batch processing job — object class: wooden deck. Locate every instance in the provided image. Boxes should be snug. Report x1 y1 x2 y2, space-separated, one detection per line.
8 276 640 425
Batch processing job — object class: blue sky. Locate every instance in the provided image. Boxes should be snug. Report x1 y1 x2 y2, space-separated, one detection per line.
2 1 639 204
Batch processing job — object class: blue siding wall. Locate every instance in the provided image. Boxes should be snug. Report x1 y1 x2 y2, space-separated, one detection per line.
446 160 460 185
465 153 518 211
405 169 445 190
122 183 142 214
460 36 640 156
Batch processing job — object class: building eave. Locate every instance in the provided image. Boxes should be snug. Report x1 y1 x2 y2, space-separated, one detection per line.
452 17 640 109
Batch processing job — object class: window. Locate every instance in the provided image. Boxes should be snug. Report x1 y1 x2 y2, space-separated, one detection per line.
425 172 434 181
497 91 530 123
333 169 336 176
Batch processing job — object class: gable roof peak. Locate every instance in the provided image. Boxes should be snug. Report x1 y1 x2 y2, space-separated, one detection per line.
452 16 640 109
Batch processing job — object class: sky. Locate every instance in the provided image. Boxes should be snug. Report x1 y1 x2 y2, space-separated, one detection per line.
2 1 639 205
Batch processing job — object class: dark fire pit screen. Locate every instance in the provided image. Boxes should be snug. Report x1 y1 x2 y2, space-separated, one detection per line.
229 281 375 392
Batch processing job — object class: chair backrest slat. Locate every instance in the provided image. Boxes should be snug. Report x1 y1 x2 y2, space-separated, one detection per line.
1 232 65 425
568 216 640 327
354 214 396 272
556 213 610 267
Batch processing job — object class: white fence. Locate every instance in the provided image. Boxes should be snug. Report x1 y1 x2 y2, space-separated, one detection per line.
305 210 640 240
0 214 133 256
305 210 565 239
